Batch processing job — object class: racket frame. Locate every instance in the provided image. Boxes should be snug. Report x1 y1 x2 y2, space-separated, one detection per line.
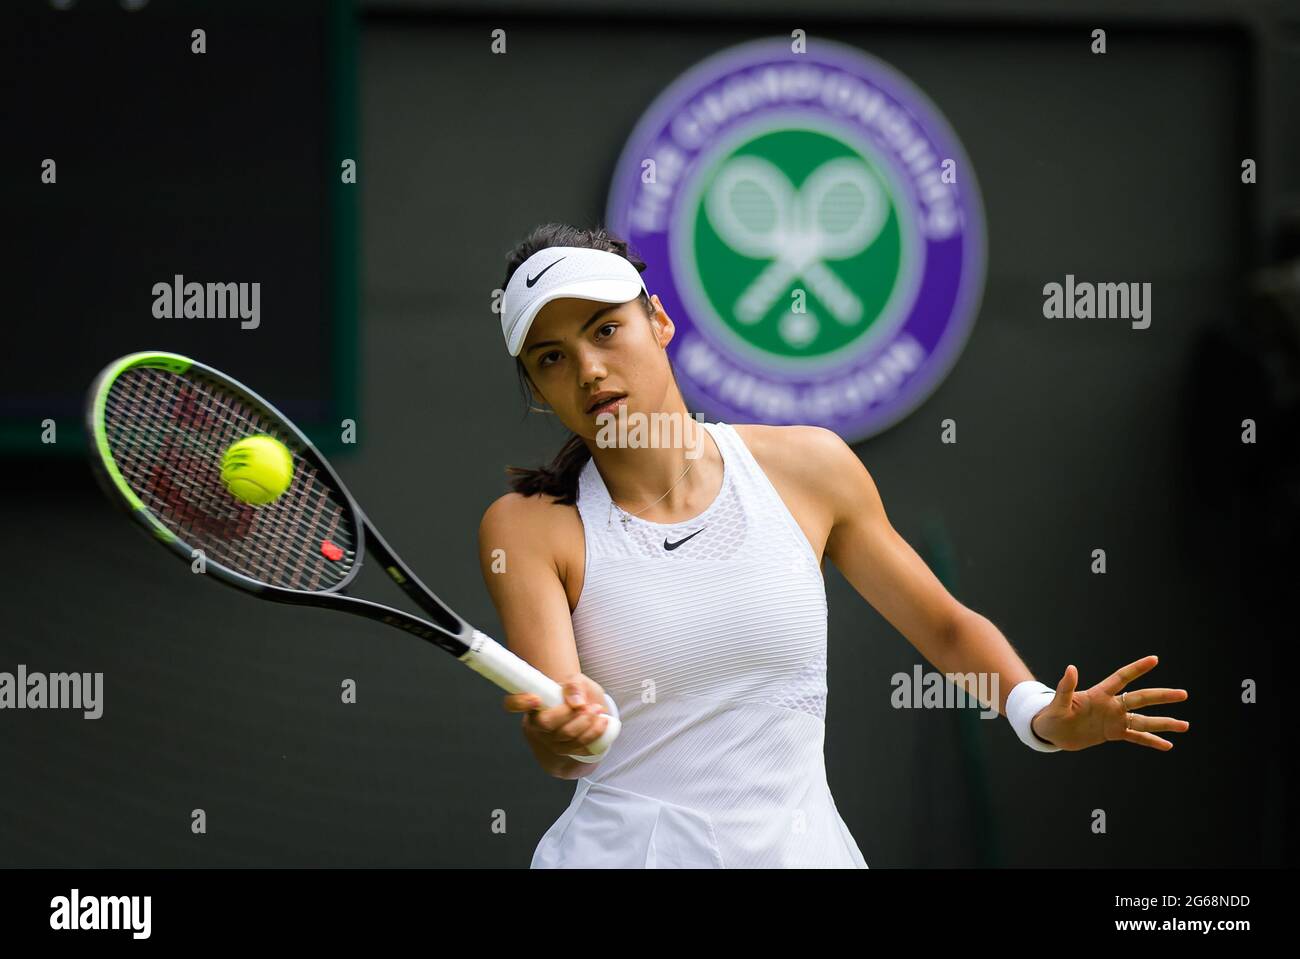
87 351 473 657
86 351 621 755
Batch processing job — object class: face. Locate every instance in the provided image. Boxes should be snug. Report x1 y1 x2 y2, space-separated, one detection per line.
520 293 675 439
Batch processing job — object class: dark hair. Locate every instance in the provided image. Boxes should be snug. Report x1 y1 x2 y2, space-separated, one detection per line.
502 223 656 504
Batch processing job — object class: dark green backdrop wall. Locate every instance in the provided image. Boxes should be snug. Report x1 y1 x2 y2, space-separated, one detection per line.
1 2 1292 867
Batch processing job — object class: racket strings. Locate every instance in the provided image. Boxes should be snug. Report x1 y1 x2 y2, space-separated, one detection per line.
168 372 352 589
103 366 357 591
119 368 353 589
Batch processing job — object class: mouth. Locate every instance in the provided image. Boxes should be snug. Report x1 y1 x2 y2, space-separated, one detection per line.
586 392 627 415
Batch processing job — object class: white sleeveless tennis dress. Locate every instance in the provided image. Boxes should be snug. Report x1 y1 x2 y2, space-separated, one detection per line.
531 421 867 868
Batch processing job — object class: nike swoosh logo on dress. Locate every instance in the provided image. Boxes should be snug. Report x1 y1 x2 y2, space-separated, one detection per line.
664 528 706 551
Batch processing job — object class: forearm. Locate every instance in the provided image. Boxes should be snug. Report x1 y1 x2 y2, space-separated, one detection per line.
931 607 1039 717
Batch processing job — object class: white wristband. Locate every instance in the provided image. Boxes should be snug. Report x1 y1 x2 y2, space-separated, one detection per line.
1006 680 1063 753
566 692 620 763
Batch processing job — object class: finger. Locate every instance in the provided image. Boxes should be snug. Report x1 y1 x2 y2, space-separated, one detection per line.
1099 655 1160 695
530 703 580 732
1121 687 1189 710
555 711 598 744
572 714 610 746
562 715 611 757
1055 664 1079 703
563 679 588 708
543 696 608 722
503 693 542 713
1126 714 1190 734
1121 728 1173 750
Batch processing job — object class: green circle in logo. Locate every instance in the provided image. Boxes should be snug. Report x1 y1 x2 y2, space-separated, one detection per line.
672 114 924 374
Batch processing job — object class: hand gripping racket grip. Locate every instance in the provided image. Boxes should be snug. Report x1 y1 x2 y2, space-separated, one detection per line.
459 629 621 758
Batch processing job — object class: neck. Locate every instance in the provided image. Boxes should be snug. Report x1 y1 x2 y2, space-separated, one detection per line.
584 400 719 518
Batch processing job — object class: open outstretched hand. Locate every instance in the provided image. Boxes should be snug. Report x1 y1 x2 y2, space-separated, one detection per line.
1030 655 1190 751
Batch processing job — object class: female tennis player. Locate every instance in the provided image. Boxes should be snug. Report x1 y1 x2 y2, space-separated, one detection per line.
478 223 1190 868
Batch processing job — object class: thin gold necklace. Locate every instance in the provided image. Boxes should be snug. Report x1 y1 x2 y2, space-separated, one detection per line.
610 457 696 525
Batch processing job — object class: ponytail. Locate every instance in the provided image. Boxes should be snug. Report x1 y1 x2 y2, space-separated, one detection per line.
504 433 592 505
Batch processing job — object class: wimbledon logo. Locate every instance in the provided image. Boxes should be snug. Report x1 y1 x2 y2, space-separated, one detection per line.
606 38 986 442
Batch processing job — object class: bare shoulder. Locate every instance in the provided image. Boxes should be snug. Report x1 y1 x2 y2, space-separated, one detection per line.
728 422 892 572
478 490 585 592
728 424 868 560
730 423 858 484
480 489 556 530
479 490 581 549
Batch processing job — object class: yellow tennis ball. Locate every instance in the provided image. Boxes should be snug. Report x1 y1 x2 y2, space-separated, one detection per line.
220 435 294 506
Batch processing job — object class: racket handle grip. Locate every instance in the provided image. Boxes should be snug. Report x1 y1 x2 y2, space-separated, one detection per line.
459 629 621 758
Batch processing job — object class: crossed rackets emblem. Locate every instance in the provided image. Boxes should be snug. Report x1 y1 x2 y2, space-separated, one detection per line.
704 155 889 339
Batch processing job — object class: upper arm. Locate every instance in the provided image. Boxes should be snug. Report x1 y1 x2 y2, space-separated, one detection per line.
804 428 965 654
477 493 582 681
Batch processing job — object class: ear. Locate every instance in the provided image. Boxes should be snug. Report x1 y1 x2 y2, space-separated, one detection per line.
650 294 675 349
525 371 536 394
523 372 549 411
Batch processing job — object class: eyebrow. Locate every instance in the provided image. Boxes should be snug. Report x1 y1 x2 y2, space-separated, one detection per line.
526 303 622 354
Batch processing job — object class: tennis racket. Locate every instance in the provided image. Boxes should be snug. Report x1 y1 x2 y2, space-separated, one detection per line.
84 350 620 757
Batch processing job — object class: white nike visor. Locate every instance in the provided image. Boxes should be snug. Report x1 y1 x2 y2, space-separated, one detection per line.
501 246 648 357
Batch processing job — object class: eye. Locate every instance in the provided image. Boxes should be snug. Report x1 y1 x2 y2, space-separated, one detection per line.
596 322 617 339
538 350 561 368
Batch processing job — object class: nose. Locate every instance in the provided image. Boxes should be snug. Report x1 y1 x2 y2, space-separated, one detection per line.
575 343 607 389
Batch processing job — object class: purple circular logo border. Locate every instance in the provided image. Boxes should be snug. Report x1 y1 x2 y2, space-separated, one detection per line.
605 36 987 442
